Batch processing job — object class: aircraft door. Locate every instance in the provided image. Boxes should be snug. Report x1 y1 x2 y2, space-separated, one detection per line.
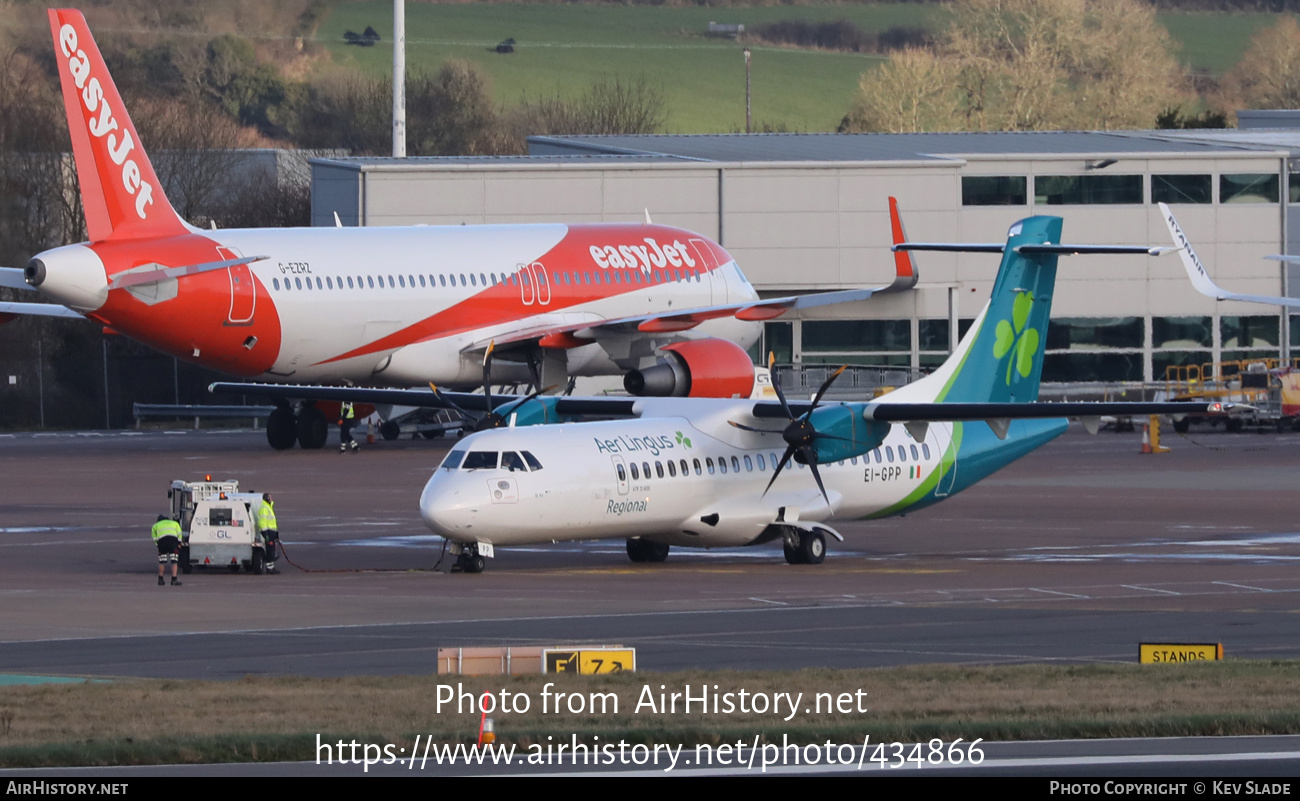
688 239 724 305
218 246 255 325
611 456 629 496
929 422 957 497
531 262 551 305
519 264 535 306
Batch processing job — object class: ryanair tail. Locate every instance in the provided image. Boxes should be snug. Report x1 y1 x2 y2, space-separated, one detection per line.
50 8 188 242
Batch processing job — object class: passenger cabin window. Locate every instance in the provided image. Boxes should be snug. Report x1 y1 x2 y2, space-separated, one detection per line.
630 463 640 480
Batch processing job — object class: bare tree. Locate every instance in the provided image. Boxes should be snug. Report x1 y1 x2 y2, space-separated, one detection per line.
845 0 1186 133
1219 15 1300 112
511 75 666 139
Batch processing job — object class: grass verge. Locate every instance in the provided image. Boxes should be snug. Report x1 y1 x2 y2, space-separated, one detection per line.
1 661 1297 767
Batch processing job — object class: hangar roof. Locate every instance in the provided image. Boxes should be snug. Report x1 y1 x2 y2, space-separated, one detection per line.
525 131 1272 163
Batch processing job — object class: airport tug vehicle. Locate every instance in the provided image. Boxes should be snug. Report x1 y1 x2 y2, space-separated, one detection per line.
168 478 272 574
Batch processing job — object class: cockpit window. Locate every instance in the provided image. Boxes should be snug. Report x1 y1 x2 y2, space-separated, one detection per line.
462 451 499 470
441 450 465 470
522 451 543 471
502 452 527 472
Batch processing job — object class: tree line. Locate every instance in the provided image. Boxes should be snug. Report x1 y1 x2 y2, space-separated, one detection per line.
843 0 1300 133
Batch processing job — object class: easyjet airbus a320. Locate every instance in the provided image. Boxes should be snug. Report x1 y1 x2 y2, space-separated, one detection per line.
0 10 913 449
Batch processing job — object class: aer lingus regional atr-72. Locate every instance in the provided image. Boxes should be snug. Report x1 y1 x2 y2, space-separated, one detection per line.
0 9 916 450
393 215 1225 572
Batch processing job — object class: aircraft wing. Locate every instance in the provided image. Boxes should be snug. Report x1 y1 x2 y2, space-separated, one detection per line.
475 287 890 353
465 196 920 356
209 381 641 417
1159 202 1300 308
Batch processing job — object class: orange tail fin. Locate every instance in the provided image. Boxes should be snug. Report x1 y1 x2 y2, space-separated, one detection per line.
50 9 187 242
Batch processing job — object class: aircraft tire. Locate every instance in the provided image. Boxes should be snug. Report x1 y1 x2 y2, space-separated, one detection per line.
798 530 826 565
626 539 647 563
466 555 486 573
267 408 297 450
644 541 669 562
783 539 804 565
297 407 328 449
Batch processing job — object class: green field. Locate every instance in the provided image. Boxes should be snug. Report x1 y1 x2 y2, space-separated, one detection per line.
316 2 918 132
1156 11 1278 76
314 3 1282 133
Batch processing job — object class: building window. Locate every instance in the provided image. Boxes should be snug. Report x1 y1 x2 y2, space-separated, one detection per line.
1035 175 1142 205
962 176 1027 206
1152 174 1211 204
1221 315 1280 351
1221 173 1279 204
1042 353 1143 382
803 320 909 352
1046 317 1143 350
1153 316 1211 349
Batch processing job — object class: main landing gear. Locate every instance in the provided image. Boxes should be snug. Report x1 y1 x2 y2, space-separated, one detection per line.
626 538 670 563
266 403 329 450
782 528 826 565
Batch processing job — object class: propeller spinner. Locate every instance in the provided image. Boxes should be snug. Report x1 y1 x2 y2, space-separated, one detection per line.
729 353 848 505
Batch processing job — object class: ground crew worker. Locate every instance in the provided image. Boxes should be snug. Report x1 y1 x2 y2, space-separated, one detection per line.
152 514 182 586
339 400 359 453
257 493 280 574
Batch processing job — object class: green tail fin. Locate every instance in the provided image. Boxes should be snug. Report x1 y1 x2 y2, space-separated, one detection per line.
937 216 1062 404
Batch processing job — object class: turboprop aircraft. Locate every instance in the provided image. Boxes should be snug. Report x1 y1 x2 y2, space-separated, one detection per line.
1160 202 1300 308
405 215 1222 572
0 9 916 451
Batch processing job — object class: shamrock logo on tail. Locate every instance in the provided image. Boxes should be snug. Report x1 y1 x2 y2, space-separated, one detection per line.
992 290 1039 385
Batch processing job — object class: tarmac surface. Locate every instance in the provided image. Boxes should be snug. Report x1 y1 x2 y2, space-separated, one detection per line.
1 423 1299 678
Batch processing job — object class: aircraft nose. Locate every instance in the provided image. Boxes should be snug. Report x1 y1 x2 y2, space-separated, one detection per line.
419 473 478 537
28 244 107 311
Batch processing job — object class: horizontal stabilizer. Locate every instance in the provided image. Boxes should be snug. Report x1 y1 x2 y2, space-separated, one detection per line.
0 301 83 319
752 399 1222 420
895 243 1171 256
107 256 267 290
1 267 33 291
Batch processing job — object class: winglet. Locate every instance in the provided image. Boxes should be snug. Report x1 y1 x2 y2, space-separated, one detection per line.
1158 202 1229 300
1159 202 1300 307
882 196 919 293
49 9 187 242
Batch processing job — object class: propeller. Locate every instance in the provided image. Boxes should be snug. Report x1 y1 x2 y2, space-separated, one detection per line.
428 341 554 431
729 353 847 505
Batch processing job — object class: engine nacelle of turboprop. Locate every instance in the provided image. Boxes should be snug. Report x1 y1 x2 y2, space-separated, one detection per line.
802 407 889 464
623 339 756 398
492 396 573 427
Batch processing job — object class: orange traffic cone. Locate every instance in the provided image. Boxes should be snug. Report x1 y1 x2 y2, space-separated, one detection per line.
1141 423 1152 454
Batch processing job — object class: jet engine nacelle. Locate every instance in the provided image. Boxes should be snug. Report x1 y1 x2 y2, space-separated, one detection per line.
623 339 756 398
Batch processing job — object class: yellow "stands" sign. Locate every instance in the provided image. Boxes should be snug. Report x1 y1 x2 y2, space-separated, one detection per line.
1139 643 1223 663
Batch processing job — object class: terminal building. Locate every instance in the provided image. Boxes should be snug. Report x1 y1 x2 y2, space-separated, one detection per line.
310 128 1300 386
